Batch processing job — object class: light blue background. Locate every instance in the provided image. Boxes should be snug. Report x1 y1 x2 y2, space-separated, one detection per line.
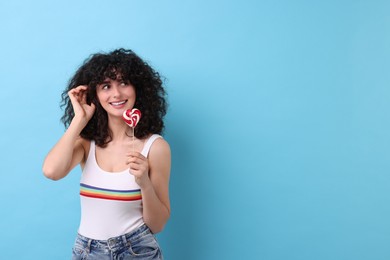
1 0 389 259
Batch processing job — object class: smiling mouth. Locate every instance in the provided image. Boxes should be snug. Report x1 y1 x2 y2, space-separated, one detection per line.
110 100 127 106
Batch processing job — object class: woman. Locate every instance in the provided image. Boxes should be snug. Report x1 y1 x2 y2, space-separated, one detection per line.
43 48 171 259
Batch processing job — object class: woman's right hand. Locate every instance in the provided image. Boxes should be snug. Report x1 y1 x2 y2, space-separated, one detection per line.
68 85 96 125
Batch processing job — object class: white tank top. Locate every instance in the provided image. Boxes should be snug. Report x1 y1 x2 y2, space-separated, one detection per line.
78 134 162 240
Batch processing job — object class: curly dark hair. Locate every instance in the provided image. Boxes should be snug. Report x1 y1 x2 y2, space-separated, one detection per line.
60 48 167 147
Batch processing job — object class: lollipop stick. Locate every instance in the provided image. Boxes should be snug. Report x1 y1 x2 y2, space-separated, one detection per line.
132 127 135 153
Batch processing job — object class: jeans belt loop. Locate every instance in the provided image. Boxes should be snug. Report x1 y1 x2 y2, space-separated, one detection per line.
122 234 128 246
86 239 92 254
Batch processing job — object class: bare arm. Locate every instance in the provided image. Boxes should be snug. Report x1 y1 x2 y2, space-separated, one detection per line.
127 138 171 233
42 86 95 180
42 118 87 180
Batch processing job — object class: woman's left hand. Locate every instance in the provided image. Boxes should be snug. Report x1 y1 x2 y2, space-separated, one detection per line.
126 151 151 188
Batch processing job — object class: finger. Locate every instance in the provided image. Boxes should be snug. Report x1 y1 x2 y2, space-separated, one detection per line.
126 156 138 163
128 157 143 166
129 164 141 172
69 88 83 100
126 152 145 160
75 85 88 91
69 86 90 105
69 86 87 97
128 169 136 176
130 161 147 170
80 90 87 104
68 90 80 104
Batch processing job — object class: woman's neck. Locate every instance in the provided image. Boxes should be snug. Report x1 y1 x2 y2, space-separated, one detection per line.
107 117 134 142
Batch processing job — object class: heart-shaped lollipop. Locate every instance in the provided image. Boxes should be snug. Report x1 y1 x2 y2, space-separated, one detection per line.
123 108 142 128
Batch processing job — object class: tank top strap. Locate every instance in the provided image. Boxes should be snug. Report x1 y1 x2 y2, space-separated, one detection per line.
141 134 162 158
86 140 96 164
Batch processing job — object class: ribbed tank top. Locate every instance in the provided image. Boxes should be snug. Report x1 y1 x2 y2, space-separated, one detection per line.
78 134 162 240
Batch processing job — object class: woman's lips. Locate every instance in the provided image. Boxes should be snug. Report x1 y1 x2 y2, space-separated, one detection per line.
110 100 127 108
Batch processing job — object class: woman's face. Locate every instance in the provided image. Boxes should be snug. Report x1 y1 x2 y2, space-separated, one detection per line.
96 76 136 119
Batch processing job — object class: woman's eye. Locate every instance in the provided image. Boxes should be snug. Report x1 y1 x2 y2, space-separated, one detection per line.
102 84 110 89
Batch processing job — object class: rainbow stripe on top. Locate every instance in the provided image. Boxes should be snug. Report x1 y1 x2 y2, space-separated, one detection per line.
80 183 142 201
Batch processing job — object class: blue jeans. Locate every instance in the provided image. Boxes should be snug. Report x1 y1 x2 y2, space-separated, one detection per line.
72 225 163 260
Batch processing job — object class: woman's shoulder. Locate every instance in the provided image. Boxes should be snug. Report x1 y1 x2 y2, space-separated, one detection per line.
144 134 169 146
148 135 170 157
147 135 171 173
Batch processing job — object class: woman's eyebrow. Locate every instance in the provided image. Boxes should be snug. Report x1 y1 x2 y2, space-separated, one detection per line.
99 79 111 84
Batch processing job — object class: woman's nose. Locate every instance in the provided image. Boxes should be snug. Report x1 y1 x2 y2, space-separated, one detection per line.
112 85 120 98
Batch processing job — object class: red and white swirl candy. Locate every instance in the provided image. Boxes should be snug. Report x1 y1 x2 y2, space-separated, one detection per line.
123 108 142 128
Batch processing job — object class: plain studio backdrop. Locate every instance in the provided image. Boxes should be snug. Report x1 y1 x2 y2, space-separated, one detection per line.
1 0 389 259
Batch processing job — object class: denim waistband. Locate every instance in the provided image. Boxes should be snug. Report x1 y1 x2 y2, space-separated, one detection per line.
76 224 150 252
